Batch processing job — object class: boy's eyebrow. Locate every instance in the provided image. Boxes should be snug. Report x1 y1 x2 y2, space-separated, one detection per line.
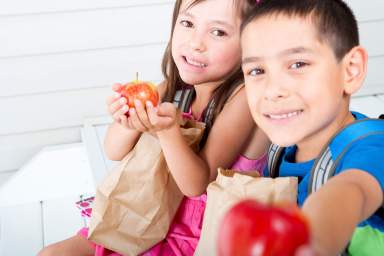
242 47 315 64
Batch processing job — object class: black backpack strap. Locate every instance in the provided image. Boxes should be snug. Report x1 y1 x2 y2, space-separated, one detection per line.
308 118 384 194
173 87 195 113
172 87 215 148
267 144 285 178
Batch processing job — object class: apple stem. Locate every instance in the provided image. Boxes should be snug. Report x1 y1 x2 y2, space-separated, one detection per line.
135 72 139 83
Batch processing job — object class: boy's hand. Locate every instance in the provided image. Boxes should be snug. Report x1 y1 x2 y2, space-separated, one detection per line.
295 245 317 256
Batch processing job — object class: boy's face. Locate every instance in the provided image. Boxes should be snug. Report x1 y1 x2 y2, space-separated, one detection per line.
241 15 350 149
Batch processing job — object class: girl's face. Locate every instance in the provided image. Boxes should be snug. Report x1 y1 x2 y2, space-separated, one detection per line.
171 0 242 86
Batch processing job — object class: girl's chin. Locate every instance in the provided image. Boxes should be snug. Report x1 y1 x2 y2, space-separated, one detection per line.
178 73 206 85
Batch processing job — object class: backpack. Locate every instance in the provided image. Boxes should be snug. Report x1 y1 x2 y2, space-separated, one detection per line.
267 114 384 194
267 114 384 254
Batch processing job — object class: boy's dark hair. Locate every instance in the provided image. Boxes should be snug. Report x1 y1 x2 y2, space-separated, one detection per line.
241 0 359 61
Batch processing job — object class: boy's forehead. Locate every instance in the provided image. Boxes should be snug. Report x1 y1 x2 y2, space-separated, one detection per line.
241 14 326 59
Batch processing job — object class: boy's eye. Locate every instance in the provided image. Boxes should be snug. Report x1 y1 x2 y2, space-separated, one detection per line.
248 68 265 76
211 29 227 37
289 61 308 69
180 20 193 28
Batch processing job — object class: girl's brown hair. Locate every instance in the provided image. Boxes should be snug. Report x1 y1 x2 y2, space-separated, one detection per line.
161 0 257 122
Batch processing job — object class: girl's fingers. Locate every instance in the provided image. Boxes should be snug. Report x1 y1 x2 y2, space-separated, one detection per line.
106 90 121 104
147 102 176 130
128 108 148 132
156 102 177 118
108 97 127 115
147 101 159 126
119 114 129 127
112 83 123 92
133 100 153 129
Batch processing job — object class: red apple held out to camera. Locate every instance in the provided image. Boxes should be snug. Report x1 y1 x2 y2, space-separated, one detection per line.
119 80 159 109
217 199 310 256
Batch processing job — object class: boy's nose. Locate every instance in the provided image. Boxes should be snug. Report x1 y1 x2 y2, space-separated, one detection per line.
264 78 289 101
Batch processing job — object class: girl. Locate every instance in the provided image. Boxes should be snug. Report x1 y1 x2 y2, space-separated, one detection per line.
39 0 269 255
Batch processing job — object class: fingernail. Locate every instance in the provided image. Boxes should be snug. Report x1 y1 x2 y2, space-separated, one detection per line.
119 98 126 104
129 108 135 115
121 105 128 113
146 101 153 108
134 99 141 106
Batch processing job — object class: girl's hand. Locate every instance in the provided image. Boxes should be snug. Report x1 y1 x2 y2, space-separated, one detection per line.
106 83 131 127
130 100 178 132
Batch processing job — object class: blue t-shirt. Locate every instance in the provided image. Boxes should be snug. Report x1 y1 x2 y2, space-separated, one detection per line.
272 112 384 253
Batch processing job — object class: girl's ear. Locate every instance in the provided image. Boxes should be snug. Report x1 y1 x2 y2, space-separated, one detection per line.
342 46 368 95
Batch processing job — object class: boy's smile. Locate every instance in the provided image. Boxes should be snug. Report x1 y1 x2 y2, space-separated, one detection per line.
241 14 354 160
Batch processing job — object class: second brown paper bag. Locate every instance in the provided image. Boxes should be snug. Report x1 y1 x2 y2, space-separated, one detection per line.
194 168 298 256
88 120 205 256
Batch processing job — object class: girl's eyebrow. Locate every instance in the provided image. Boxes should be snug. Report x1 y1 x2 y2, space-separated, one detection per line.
209 20 234 30
179 10 234 31
179 11 194 19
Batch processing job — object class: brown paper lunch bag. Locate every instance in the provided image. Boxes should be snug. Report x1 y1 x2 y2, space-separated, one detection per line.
194 168 298 256
88 120 205 256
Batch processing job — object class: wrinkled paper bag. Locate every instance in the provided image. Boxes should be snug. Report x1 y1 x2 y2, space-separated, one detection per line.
89 120 205 256
195 168 297 255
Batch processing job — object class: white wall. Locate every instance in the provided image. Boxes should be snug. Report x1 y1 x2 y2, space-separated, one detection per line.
0 0 175 180
1 0 384 181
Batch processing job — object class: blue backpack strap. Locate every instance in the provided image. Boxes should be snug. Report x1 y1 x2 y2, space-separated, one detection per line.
308 117 384 194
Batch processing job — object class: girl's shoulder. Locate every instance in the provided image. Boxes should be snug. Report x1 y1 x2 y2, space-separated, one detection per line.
226 83 245 104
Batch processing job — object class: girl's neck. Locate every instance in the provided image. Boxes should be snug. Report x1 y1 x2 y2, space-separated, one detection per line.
191 81 221 120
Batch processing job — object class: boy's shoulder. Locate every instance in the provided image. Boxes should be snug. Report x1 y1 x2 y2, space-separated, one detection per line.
321 113 384 190
267 112 384 190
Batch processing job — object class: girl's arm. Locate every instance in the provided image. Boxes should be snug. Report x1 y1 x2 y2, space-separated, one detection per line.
301 169 383 255
156 87 268 196
103 122 142 161
104 82 167 161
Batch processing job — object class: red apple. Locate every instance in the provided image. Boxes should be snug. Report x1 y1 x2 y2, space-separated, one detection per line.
217 199 310 256
119 80 159 108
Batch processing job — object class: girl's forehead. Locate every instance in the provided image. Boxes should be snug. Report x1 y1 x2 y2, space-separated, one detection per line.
179 0 240 21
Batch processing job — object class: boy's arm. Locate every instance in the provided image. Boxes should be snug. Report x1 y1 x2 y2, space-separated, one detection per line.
302 169 383 256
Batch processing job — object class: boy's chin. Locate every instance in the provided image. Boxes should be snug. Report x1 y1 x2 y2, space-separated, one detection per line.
268 135 296 147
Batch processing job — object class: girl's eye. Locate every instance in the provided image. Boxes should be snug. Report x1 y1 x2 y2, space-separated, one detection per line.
248 68 265 76
180 20 193 28
211 29 227 37
290 61 308 69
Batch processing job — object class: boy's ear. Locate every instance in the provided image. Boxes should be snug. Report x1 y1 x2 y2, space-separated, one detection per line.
342 46 368 95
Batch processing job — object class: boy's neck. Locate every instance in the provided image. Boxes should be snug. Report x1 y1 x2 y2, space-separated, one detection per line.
295 111 356 162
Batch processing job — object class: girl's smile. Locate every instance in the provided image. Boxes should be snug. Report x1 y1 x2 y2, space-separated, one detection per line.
171 0 241 86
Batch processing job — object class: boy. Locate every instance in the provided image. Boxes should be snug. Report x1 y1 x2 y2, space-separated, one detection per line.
240 0 384 255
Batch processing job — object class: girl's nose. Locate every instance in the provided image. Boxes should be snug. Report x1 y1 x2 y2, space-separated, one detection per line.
188 32 206 52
